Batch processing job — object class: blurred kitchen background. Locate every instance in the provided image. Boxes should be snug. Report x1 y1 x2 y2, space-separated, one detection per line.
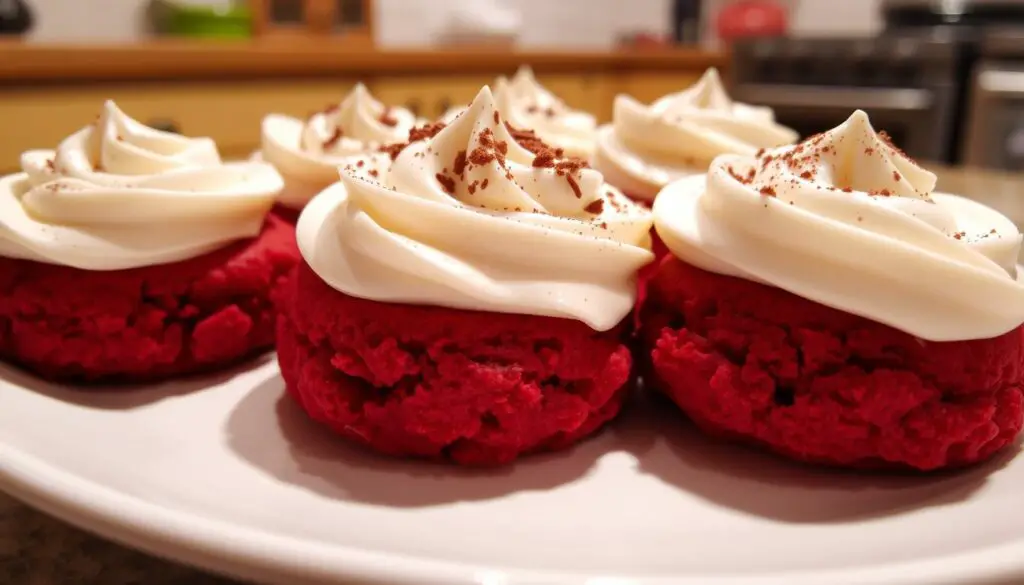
2 0 1024 172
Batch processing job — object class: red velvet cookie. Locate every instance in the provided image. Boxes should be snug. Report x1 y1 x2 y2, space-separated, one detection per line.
639 258 1024 471
0 215 300 384
276 262 634 467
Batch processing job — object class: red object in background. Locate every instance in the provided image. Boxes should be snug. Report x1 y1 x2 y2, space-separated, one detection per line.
716 0 788 42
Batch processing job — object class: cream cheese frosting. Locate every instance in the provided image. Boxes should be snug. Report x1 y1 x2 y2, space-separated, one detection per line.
298 86 654 331
655 109 1024 341
595 68 798 201
441 66 598 160
260 83 419 209
0 100 281 271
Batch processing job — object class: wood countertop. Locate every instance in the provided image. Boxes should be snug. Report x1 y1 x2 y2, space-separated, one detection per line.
0 40 727 83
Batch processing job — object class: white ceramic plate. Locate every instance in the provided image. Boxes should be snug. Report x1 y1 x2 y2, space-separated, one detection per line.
1 356 1023 585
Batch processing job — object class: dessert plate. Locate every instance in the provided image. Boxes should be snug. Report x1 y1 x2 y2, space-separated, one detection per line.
1 355 1023 585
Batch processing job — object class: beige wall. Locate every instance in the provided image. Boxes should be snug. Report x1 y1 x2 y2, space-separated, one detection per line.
23 0 882 47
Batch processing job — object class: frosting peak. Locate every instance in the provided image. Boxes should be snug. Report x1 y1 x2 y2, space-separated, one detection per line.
655 110 1024 341
393 86 601 218
594 67 798 201
443 67 598 160
298 85 654 331
1 100 281 270
260 84 419 209
652 67 733 115
301 83 415 157
752 110 936 200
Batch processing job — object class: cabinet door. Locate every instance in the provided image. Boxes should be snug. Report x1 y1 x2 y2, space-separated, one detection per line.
0 80 356 172
533 73 606 121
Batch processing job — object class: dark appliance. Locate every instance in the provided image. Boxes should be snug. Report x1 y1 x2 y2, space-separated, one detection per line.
964 29 1024 171
730 0 1024 165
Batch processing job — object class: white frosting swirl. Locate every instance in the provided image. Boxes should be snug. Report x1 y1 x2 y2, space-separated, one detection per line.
655 109 1024 341
261 83 419 209
441 67 597 160
595 68 798 201
0 100 281 271
298 86 654 331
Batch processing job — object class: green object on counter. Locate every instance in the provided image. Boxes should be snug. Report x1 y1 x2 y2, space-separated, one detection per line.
155 1 253 39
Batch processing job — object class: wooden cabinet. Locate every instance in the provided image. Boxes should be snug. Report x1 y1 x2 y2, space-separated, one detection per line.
0 80 355 171
0 45 726 171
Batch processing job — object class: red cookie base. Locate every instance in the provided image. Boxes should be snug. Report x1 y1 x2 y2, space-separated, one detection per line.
276 262 634 466
639 258 1024 471
0 215 300 384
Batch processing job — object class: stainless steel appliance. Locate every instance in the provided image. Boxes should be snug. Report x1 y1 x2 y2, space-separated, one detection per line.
964 29 1024 171
730 37 960 163
731 0 1024 165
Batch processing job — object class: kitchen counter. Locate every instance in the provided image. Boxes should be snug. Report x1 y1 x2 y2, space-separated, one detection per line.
0 40 726 82
0 165 1022 585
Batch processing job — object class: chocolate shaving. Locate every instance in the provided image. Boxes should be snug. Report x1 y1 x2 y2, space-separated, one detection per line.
379 122 448 160
469 128 508 168
503 121 559 155
435 173 456 194
554 158 586 177
759 186 777 197
378 108 398 127
585 199 605 214
453 150 468 177
567 174 582 199
493 110 500 124
323 127 344 149
531 148 557 168
893 170 902 181
726 165 753 185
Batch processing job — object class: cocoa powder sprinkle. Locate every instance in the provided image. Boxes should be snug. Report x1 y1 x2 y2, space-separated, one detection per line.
531 149 557 168
378 108 398 127
435 173 456 194
759 186 777 197
381 122 448 160
323 127 343 149
453 150 468 176
567 174 582 199
893 170 901 181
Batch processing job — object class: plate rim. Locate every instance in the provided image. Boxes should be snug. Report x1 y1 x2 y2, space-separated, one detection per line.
3 368 1024 585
